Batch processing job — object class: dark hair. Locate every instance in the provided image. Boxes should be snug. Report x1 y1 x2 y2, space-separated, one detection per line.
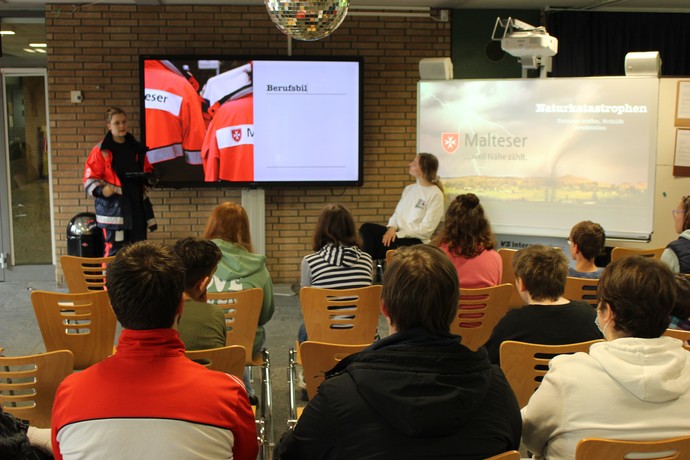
436 193 495 258
106 241 185 330
312 204 360 251
417 152 444 193
570 221 606 260
173 237 222 292
681 196 690 232
106 106 126 122
513 244 568 302
598 256 676 338
671 274 690 321
0 407 31 460
382 245 459 333
203 202 253 253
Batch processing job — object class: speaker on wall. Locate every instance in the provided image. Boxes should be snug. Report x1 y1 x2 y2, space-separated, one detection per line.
625 51 661 77
419 57 454 80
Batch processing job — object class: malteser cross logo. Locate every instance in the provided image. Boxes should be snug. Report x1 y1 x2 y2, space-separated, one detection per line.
442 133 459 154
232 129 242 142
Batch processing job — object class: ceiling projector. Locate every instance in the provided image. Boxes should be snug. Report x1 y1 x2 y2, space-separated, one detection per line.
501 32 558 58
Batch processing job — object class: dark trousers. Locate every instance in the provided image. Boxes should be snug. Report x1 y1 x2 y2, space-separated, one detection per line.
102 220 147 257
359 223 423 261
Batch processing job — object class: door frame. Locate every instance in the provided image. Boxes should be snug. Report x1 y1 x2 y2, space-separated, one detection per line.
1 68 55 282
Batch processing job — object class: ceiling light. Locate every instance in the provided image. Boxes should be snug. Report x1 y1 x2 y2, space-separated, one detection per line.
265 0 349 41
29 43 47 48
23 48 36 53
0 30 16 36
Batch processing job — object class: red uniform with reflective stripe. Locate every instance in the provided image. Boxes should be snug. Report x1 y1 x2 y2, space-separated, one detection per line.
51 328 258 460
202 95 254 182
144 60 206 165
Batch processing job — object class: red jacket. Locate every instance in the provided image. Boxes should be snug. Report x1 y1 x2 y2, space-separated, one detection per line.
144 60 206 166
83 132 156 231
52 328 258 460
202 94 254 182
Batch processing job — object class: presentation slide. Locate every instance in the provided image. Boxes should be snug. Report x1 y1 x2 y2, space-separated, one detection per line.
253 60 360 182
417 77 659 240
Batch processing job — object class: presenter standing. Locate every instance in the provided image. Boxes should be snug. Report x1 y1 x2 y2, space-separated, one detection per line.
83 107 157 257
360 153 444 264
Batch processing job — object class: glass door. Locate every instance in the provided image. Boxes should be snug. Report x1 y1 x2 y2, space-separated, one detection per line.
1 68 54 280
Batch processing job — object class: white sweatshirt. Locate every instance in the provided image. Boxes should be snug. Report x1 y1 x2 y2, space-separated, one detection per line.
386 182 444 243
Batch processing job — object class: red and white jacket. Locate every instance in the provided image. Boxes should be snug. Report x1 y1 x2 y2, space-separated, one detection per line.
202 94 254 182
144 60 206 166
51 328 258 460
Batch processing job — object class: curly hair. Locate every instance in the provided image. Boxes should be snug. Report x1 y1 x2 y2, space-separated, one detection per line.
435 193 495 258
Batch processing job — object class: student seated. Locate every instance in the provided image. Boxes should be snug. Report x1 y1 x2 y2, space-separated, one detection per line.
174 237 226 351
51 241 258 460
435 193 502 288
274 245 522 460
521 256 690 460
299 203 374 343
567 220 605 279
483 244 602 365
661 195 690 273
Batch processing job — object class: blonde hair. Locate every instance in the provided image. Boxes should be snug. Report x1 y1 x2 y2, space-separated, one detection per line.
417 153 444 193
106 107 126 122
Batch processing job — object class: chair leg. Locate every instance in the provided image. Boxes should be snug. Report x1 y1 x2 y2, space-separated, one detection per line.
259 348 274 451
287 347 298 430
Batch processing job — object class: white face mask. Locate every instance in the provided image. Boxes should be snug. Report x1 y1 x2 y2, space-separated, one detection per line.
595 316 610 337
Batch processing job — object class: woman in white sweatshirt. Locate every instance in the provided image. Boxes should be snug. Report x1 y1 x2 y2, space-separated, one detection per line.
359 153 444 262
521 255 690 460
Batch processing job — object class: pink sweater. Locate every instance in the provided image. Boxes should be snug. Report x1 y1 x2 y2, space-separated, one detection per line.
440 244 503 289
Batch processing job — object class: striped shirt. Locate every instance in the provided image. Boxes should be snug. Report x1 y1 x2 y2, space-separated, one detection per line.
301 244 373 289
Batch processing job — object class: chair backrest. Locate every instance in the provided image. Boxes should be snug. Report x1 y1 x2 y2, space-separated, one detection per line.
575 436 690 460
500 339 603 408
484 451 521 460
564 276 599 308
300 285 382 344
300 341 368 400
385 249 396 267
185 345 246 379
0 350 74 428
663 328 690 350
497 248 523 308
60 255 114 292
31 290 116 370
451 283 513 351
207 288 263 364
610 246 664 263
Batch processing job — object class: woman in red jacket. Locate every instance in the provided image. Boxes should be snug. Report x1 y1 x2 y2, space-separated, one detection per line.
83 107 156 256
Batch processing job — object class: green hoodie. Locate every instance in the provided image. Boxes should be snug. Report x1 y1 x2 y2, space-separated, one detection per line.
207 239 275 355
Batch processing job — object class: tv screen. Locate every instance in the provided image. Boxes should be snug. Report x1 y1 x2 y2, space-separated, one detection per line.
139 55 363 188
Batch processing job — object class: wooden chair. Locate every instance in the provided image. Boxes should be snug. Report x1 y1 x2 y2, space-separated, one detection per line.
185 345 246 379
0 350 74 428
207 289 264 364
564 276 599 308
287 341 368 428
206 289 272 450
497 248 523 308
300 285 382 344
500 339 603 408
31 290 116 370
385 249 397 267
60 255 114 292
610 246 664 262
484 451 520 460
663 328 690 350
451 283 513 351
575 435 690 460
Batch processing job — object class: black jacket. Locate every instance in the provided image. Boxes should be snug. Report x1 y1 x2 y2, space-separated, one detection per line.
275 328 522 460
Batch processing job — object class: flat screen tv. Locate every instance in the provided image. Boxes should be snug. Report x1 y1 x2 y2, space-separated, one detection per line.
139 55 363 188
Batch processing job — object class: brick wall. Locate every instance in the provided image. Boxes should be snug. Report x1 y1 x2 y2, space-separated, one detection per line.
46 4 451 283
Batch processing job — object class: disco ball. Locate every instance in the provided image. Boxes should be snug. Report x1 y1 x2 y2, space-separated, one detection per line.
265 0 350 42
